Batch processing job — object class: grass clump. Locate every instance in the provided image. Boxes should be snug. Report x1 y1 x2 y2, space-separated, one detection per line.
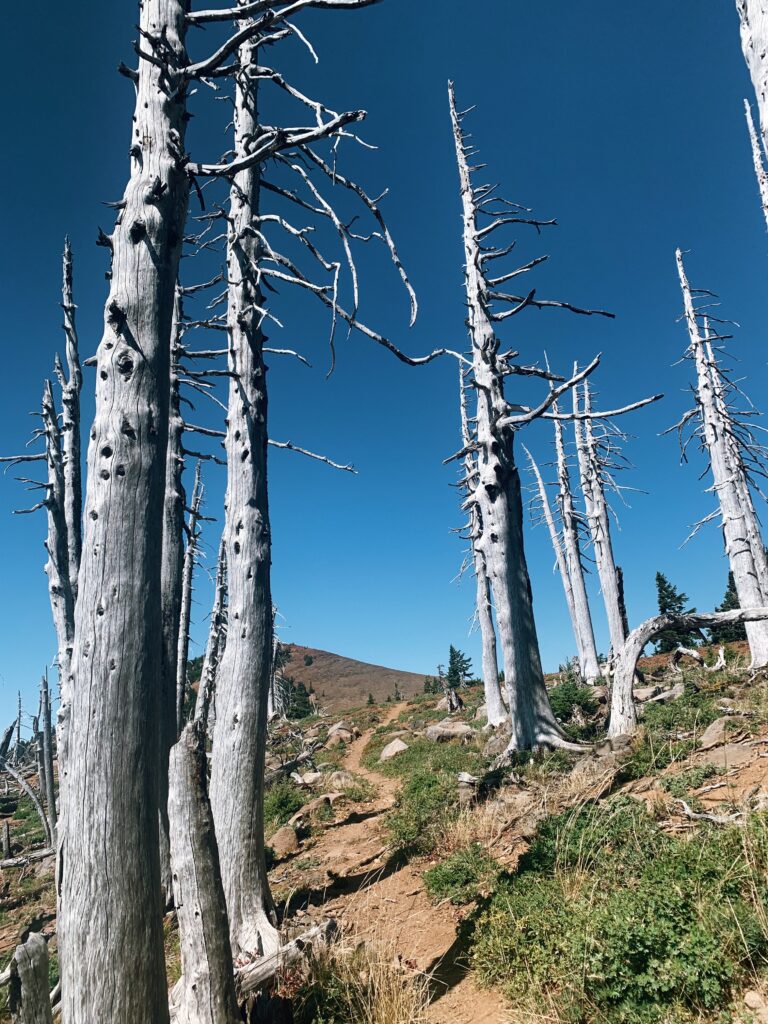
291 938 429 1024
472 797 768 1023
264 780 305 836
423 844 500 905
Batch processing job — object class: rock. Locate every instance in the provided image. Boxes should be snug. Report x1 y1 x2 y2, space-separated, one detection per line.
329 770 356 788
426 720 474 743
435 696 450 712
328 719 352 735
475 704 487 721
409 718 426 731
325 730 353 748
591 685 608 705
701 743 754 770
483 732 510 758
744 990 766 1011
269 825 298 859
301 771 323 786
380 738 409 761
633 686 661 703
697 716 732 750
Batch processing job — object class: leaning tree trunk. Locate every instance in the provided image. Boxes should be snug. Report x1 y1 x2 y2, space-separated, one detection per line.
737 1 768 148
209 28 279 959
677 250 768 667
176 464 203 735
459 366 506 726
58 2 191 1019
8 933 52 1024
574 385 627 658
450 87 570 751
609 606 768 737
40 674 56 841
168 722 240 1024
195 539 228 727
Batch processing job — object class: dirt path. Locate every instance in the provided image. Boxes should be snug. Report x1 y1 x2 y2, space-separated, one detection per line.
293 704 510 1023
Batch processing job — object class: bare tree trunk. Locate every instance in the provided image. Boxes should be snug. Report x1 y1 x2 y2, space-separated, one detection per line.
1 757 52 851
40 675 56 842
609 606 768 737
677 250 768 667
744 99 768 228
449 86 570 751
458 367 506 726
58 1 191 1018
13 696 20 767
33 716 46 813
195 540 228 728
2 822 10 860
574 384 627 657
737 2 768 149
209 27 279 958
168 722 239 1024
8 933 52 1024
160 291 187 906
176 464 203 735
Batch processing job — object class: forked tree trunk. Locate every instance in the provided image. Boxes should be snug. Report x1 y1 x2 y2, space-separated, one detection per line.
609 606 768 737
8 933 52 1024
574 385 627 658
209 28 279 958
677 250 768 667
58 2 191 1018
168 722 239 1024
459 367 506 726
449 86 569 751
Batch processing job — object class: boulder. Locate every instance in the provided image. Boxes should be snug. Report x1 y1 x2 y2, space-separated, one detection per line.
475 704 488 721
269 825 298 859
701 743 754 770
380 738 409 761
633 686 661 703
329 770 356 789
325 730 354 748
328 720 360 739
301 771 324 786
426 720 473 743
435 696 450 712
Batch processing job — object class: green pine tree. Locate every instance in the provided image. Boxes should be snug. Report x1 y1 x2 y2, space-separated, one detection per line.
367 692 375 706
446 646 473 689
709 572 747 645
654 572 698 653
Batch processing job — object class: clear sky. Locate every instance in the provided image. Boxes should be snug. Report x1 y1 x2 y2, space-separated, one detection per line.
0 1 766 729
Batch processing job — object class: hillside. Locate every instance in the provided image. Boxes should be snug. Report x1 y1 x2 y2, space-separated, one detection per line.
282 644 427 710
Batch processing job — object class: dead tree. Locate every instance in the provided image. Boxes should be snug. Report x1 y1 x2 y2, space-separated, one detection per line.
457 366 506 726
573 383 629 661
176 464 204 735
736 2 768 224
609 606 768 737
195 538 228 727
40 674 56 842
58 1 194 1018
446 83 661 749
672 249 768 667
8 933 52 1024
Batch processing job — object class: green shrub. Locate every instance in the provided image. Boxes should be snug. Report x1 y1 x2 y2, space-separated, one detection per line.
548 680 598 722
472 799 768 1023
264 780 304 835
387 766 457 855
424 844 500 905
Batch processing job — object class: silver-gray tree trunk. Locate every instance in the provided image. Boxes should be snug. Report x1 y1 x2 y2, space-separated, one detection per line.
574 387 627 658
677 250 768 667
58 2 191 1019
209 34 279 958
176 465 203 735
9 933 52 1024
737 1 768 147
450 86 569 751
168 722 240 1024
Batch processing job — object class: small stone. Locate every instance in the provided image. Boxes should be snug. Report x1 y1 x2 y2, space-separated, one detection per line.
269 825 298 859
744 990 765 1011
426 720 473 743
380 738 408 761
698 716 731 750
302 771 323 786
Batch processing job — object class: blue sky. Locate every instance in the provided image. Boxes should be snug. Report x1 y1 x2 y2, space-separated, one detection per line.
1 1 766 727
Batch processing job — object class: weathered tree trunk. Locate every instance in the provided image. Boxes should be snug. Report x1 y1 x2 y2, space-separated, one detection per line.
458 367 506 726
609 606 768 737
8 933 52 1024
209 26 279 958
744 99 768 228
195 540 228 729
737 2 768 149
40 675 56 841
449 85 570 751
677 250 768 667
574 385 627 658
2 822 10 860
58 1 191 1018
554 419 601 682
176 464 203 735
168 722 240 1024
160 290 187 906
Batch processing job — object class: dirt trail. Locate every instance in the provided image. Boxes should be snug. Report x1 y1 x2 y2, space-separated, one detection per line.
294 704 510 1024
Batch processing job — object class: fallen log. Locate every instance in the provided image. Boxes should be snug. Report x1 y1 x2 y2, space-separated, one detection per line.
237 919 337 996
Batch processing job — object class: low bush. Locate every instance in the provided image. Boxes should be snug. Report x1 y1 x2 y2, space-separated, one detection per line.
264 780 305 836
548 680 598 722
472 798 768 1023
423 844 500 905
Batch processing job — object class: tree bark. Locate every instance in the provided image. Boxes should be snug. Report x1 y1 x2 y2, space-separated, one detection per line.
574 385 627 658
609 606 768 737
209 25 279 958
58 2 191 1019
744 99 768 229
449 85 569 751
677 250 768 667
8 933 52 1024
40 675 56 842
195 539 228 731
737 1 768 151
168 722 240 1024
57 238 83 602
176 465 203 736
